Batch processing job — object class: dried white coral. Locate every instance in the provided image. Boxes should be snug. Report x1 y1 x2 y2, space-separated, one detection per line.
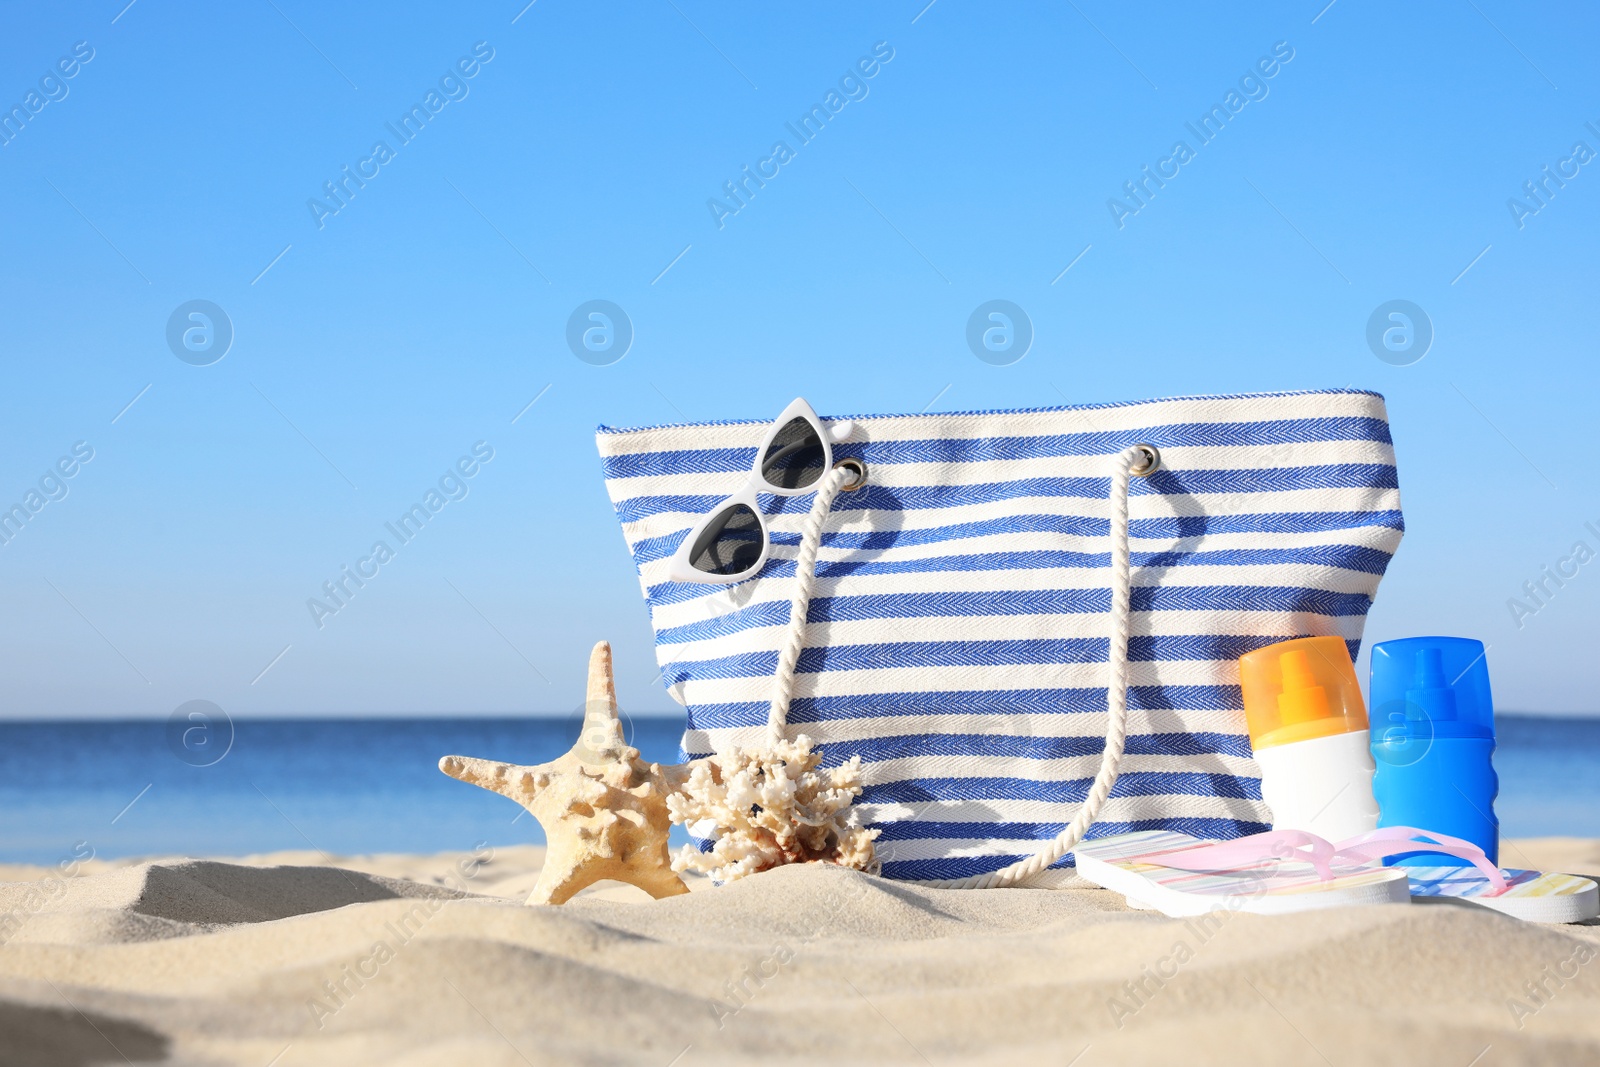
667 733 880 884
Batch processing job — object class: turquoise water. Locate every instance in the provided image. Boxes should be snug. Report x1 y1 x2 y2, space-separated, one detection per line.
0 716 692 866
0 714 1594 865
1491 714 1600 840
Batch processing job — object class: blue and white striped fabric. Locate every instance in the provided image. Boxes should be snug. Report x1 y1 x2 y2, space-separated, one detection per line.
595 389 1403 884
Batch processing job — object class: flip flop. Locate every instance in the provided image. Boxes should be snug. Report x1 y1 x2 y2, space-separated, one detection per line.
1076 826 1600 924
1072 829 1410 917
1333 827 1599 924
1402 864 1599 924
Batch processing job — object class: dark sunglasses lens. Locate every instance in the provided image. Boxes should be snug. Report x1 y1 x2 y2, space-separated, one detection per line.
689 504 763 576
761 417 826 490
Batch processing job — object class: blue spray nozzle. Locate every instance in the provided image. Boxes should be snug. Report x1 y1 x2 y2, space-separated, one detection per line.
1404 647 1458 722
1370 637 1494 741
1413 647 1448 689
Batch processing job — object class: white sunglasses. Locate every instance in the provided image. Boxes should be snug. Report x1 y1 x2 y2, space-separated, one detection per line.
667 397 861 585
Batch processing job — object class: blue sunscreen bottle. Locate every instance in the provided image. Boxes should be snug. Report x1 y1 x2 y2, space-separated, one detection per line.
1369 636 1498 866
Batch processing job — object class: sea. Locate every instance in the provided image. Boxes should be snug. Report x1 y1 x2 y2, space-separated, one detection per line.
0 714 1596 866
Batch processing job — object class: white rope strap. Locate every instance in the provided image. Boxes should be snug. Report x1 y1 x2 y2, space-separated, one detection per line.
764 445 1158 889
766 462 857 746
933 444 1152 888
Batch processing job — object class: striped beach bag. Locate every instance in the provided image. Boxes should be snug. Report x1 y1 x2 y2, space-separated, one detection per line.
596 389 1403 887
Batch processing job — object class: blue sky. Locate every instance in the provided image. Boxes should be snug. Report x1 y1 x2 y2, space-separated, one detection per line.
1 1 1597 718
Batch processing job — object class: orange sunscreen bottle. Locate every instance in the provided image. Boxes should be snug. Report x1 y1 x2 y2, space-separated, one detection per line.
1239 636 1380 841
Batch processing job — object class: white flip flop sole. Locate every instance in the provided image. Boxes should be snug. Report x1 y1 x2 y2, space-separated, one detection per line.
1074 830 1410 918
1404 865 1600 924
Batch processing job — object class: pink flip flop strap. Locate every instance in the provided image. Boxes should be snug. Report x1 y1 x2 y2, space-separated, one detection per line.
1135 829 1341 880
1329 827 1508 894
1133 826 1508 895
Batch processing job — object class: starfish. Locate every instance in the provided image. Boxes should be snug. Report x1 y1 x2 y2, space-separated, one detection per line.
439 641 695 905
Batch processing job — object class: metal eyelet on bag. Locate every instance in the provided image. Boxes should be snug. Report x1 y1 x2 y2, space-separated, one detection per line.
1129 444 1161 477
833 458 869 491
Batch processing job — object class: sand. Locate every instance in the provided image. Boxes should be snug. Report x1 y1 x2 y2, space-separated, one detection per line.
1 840 1598 1066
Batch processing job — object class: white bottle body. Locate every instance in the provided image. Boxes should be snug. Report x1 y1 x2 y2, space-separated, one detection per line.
1253 729 1379 842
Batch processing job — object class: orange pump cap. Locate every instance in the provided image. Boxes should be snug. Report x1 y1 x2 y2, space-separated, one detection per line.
1239 636 1369 751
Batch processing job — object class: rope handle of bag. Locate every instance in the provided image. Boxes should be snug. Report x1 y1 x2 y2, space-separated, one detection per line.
764 444 1162 889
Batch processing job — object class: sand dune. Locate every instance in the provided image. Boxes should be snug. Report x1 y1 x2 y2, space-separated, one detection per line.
1 841 1597 1066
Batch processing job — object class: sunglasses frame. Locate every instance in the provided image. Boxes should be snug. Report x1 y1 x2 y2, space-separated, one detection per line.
667 397 854 585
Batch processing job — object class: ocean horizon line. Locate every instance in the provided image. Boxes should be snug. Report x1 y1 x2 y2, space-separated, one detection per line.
0 709 1597 723
0 710 693 723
